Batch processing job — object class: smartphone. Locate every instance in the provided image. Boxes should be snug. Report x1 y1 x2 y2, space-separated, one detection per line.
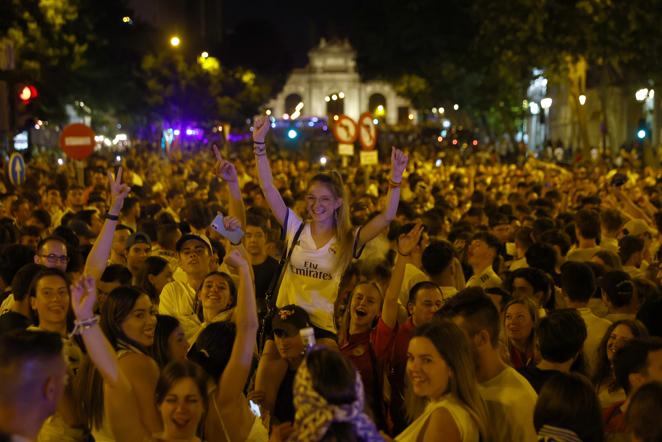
210 213 244 244
249 400 261 418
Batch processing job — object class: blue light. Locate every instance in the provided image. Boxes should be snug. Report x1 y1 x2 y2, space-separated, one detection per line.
287 129 298 139
308 122 315 127
637 129 646 139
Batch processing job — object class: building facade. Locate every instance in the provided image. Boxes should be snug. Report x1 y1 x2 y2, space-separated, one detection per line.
267 39 414 125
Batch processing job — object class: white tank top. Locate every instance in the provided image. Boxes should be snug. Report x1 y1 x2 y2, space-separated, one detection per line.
395 394 480 442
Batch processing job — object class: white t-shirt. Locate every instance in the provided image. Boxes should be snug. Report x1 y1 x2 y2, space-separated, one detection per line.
478 366 537 442
577 307 612 374
159 280 199 341
398 263 430 307
276 209 351 333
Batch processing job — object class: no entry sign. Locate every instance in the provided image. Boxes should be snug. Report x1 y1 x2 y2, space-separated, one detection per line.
59 123 95 160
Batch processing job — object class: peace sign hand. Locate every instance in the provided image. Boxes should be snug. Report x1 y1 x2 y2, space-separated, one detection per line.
71 275 97 321
390 147 409 182
213 146 238 183
253 116 270 143
108 167 131 210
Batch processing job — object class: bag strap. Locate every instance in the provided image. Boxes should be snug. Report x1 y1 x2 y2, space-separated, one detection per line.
264 214 305 311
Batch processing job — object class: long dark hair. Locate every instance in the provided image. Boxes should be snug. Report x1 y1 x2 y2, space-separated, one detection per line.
306 348 361 441
75 286 154 429
137 256 169 303
592 319 648 388
155 361 209 436
194 271 236 322
406 321 489 440
152 314 181 369
534 372 605 442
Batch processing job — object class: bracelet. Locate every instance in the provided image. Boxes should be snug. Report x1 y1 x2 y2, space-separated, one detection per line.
397 249 411 257
230 239 242 246
69 315 100 337
253 144 267 156
104 213 120 221
253 140 266 144
388 179 401 189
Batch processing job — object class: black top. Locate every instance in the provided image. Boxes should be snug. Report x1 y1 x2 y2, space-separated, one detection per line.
518 363 562 394
253 256 280 314
0 311 31 336
273 367 297 424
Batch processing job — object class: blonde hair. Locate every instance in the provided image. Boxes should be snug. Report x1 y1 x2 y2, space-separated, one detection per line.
405 320 491 441
308 171 354 271
338 280 384 343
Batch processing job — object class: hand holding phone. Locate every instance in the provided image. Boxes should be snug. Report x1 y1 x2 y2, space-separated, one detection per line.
211 213 244 245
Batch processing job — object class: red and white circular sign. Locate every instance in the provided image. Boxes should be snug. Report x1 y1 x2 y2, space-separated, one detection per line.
331 115 358 143
358 112 377 150
59 123 96 160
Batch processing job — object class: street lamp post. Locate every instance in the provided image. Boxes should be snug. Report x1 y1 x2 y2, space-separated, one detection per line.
540 97 553 144
169 36 181 48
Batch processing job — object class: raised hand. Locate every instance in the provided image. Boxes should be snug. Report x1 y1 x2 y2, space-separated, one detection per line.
390 147 409 182
71 275 97 320
108 167 131 207
224 248 248 268
253 115 270 143
398 223 424 256
222 215 242 232
213 145 238 183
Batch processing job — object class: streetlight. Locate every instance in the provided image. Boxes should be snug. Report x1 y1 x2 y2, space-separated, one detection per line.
540 97 553 110
578 94 587 106
635 88 649 102
201 51 209 59
169 36 181 47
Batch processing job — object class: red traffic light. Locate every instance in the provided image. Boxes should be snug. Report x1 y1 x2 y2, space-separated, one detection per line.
18 85 38 104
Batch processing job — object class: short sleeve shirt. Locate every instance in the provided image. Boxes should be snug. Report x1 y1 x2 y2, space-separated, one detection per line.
276 209 350 333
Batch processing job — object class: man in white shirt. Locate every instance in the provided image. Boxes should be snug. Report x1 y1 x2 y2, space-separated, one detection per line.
441 288 538 442
159 234 213 341
560 261 612 373
0 330 67 442
466 232 503 289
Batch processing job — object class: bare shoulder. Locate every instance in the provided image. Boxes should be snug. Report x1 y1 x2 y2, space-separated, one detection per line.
423 406 461 442
119 352 159 376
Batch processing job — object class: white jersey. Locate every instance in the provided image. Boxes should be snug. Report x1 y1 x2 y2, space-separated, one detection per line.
276 209 351 333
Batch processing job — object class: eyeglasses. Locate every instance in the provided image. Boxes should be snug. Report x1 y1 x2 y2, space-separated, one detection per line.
39 254 69 264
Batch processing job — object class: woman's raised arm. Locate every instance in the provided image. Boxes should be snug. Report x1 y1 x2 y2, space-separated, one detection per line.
253 115 288 226
357 147 408 248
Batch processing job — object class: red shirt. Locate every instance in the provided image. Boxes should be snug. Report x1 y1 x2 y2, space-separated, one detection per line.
374 316 416 434
340 327 389 429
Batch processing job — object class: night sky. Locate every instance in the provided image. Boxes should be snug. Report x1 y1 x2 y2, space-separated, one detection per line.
221 0 354 70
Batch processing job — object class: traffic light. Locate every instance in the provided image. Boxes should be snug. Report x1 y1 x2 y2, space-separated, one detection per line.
18 85 38 105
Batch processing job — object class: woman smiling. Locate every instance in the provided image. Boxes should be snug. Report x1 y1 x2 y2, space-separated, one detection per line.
396 321 489 442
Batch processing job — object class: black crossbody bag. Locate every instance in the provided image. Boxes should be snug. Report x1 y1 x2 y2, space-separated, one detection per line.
259 211 305 348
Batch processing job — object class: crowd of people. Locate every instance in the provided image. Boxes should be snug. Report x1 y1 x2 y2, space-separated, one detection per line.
0 114 661 442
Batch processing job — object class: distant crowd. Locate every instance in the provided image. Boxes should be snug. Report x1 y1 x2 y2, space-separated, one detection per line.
0 119 661 442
